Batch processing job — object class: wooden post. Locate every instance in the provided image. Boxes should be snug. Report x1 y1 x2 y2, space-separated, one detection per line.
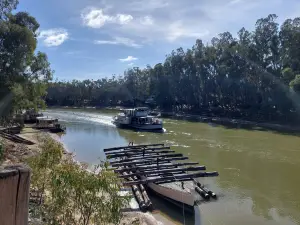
0 165 31 225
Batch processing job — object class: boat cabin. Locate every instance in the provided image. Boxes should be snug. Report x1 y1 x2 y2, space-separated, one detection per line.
123 107 149 117
131 116 162 125
36 116 58 129
23 109 43 122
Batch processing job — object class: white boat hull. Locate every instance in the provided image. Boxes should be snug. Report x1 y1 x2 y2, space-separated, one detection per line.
147 182 195 206
130 124 163 130
113 120 163 130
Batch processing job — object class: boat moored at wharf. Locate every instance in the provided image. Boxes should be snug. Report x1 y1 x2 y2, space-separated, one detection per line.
103 143 219 212
35 116 66 133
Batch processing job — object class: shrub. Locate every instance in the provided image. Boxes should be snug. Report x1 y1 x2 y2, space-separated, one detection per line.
27 135 129 225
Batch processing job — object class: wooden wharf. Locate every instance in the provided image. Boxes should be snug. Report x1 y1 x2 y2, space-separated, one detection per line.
104 143 219 211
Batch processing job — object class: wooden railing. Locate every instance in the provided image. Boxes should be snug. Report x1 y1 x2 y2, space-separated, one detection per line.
0 165 30 225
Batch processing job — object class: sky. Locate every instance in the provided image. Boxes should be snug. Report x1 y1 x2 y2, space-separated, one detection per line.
17 0 300 81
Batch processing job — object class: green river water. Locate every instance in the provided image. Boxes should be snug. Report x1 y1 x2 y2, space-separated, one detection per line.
44 108 300 225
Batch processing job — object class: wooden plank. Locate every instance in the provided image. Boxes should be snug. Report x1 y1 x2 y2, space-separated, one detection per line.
104 143 165 152
123 172 219 186
105 146 170 155
114 162 199 173
0 165 30 225
0 168 19 225
111 157 189 167
0 132 35 145
106 150 175 159
119 166 207 178
110 153 183 164
14 165 31 225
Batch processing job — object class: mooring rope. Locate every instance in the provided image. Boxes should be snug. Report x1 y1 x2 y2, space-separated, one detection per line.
174 174 186 225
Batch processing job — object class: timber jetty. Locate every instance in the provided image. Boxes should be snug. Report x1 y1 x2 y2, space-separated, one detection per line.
104 143 219 212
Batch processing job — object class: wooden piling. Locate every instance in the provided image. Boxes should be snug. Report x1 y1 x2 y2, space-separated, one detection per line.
111 157 189 167
106 150 175 158
110 153 183 164
119 166 207 178
114 162 200 173
0 165 31 225
122 171 147 210
128 169 152 209
104 143 165 152
123 171 219 186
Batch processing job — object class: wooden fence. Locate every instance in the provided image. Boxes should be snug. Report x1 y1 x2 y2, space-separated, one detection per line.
0 165 30 225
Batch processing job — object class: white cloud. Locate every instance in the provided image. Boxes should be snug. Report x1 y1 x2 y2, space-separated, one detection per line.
140 16 154 25
64 50 82 55
78 0 296 44
128 63 134 66
229 0 244 4
116 14 133 24
81 8 133 28
39 29 69 47
166 21 210 42
94 37 141 48
81 9 109 28
128 0 169 12
94 40 117 45
119 56 138 62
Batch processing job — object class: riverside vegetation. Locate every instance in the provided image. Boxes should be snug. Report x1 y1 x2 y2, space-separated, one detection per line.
0 1 145 224
0 0 52 119
27 135 129 225
46 14 300 125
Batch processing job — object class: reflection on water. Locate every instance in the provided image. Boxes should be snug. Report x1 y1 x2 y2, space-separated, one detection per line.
44 109 300 225
58 123 128 164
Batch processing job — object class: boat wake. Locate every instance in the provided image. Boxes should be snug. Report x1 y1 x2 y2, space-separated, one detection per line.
43 110 116 127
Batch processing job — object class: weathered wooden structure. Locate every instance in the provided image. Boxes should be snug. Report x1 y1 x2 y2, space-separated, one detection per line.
0 131 35 145
35 116 65 133
0 165 31 225
104 143 218 211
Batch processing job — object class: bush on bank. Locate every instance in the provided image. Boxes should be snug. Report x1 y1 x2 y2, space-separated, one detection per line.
27 135 129 225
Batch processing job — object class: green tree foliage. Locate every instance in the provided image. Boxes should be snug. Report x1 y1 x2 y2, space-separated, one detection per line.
0 0 18 20
47 14 300 124
290 75 300 92
27 135 128 225
0 1 53 118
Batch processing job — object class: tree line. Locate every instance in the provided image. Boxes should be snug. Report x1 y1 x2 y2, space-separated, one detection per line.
47 14 300 124
0 0 53 119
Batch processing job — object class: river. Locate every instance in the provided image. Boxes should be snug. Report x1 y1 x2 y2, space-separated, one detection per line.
44 108 300 225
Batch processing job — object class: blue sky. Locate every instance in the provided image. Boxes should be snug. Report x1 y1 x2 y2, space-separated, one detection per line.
17 0 300 81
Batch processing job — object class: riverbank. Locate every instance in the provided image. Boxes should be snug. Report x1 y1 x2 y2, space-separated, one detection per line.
0 127 168 225
161 111 300 134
